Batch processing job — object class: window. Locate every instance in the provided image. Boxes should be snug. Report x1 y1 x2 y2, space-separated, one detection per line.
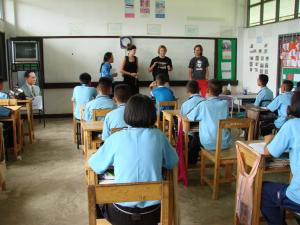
248 0 299 27
0 0 3 20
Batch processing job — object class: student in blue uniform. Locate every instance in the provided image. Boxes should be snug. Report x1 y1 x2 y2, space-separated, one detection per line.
99 52 118 80
150 74 175 111
254 74 274 107
180 80 205 116
188 79 231 150
72 73 97 120
84 77 116 121
0 79 9 99
262 91 300 225
88 94 178 225
102 84 131 141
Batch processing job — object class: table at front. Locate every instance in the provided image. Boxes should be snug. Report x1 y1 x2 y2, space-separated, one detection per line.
231 93 257 112
17 99 34 143
234 141 290 225
0 106 22 158
81 121 103 158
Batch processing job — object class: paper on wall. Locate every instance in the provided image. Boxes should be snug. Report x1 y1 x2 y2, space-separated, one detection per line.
222 72 232 79
294 74 300 82
221 62 231 71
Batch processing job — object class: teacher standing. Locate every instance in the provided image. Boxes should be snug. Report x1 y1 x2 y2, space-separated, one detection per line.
188 44 209 97
120 44 139 94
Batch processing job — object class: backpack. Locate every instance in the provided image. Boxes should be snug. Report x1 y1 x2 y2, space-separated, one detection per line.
0 106 11 117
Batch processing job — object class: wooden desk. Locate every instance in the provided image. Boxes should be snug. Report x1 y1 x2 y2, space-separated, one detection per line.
162 110 180 143
245 105 269 139
18 99 34 143
231 93 257 112
81 121 103 158
234 141 290 225
0 106 22 158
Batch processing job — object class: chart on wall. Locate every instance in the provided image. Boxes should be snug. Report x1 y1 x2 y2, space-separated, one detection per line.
278 33 300 87
248 38 270 75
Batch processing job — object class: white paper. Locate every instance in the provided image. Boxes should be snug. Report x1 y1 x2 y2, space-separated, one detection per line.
249 142 266 154
294 74 300 82
221 62 231 71
32 96 43 110
147 24 161 35
222 72 232 79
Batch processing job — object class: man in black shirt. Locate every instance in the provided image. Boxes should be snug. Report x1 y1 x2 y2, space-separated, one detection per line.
188 44 209 80
149 45 173 82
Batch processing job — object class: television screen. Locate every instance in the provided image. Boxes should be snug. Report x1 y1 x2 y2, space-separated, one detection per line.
14 41 38 61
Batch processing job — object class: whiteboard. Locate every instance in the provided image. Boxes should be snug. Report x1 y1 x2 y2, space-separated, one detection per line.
43 37 215 83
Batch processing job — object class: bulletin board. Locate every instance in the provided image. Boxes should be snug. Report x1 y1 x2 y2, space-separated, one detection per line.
277 33 300 90
216 39 237 82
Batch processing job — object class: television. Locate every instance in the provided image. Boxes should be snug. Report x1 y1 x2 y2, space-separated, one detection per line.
12 41 39 62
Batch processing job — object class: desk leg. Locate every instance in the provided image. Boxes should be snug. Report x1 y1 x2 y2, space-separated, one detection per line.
16 111 22 154
168 119 172 143
162 116 166 134
12 118 18 159
83 131 88 158
27 104 33 143
252 167 264 225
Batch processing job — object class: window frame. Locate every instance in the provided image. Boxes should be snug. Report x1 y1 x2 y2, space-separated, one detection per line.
0 0 4 21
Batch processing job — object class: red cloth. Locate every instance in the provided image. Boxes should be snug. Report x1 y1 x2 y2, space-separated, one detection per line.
197 80 208 98
176 119 188 186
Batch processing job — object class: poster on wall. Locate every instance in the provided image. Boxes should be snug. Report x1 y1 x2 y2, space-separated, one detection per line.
222 40 232 60
140 0 150 17
278 33 300 87
124 0 135 18
155 0 165 18
248 38 270 75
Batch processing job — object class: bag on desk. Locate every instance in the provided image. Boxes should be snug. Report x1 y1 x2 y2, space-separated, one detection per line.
0 106 11 117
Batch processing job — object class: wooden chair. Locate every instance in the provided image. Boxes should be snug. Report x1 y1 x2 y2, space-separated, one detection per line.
246 106 261 139
0 123 6 191
88 181 171 225
91 109 112 149
157 100 178 130
0 99 17 106
200 118 254 200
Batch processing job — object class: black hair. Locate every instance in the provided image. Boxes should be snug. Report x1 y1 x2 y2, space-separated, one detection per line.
124 94 156 128
114 84 132 103
194 44 203 56
155 74 166 85
287 91 300 118
100 52 113 74
186 80 199 94
258 74 269 86
79 73 92 85
208 79 222 96
98 77 112 95
127 44 136 51
158 45 167 54
282 80 294 92
24 70 35 78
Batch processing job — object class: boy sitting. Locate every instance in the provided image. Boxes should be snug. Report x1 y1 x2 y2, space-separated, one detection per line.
254 74 273 107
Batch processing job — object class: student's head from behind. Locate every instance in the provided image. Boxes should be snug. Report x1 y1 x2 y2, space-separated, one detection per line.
158 45 167 57
207 79 222 97
281 80 294 93
114 84 132 104
97 77 112 95
127 44 137 56
79 73 92 85
257 74 269 87
194 44 203 57
124 94 156 128
103 52 114 64
24 70 37 86
287 91 300 118
186 80 199 95
0 78 4 91
155 74 166 86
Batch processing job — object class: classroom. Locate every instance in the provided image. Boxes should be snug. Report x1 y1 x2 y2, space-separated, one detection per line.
0 0 300 225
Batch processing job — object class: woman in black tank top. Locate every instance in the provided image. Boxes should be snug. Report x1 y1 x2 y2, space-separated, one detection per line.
120 44 139 94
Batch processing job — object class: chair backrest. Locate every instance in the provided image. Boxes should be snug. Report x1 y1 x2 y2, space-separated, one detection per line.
88 182 170 225
92 109 112 121
246 107 261 139
219 95 234 118
0 99 17 106
215 118 254 159
157 100 178 126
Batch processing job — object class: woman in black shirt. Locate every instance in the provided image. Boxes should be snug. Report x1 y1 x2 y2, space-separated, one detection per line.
120 44 139 94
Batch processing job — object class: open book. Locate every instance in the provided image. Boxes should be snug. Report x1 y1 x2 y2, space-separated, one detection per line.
248 142 265 154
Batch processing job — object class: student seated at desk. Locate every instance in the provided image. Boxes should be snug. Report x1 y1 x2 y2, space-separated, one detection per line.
261 80 293 136
102 84 131 141
88 94 178 225
84 77 116 121
262 91 300 225
254 74 273 107
149 73 175 111
72 73 97 120
21 70 41 98
180 80 205 116
0 79 9 99
188 79 231 150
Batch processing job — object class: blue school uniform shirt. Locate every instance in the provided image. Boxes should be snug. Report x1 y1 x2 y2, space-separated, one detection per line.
267 91 292 128
84 95 116 121
187 96 231 150
151 86 175 110
102 104 127 141
0 92 9 99
267 118 300 205
72 84 97 120
88 128 179 208
100 62 113 80
180 94 205 116
254 86 274 107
